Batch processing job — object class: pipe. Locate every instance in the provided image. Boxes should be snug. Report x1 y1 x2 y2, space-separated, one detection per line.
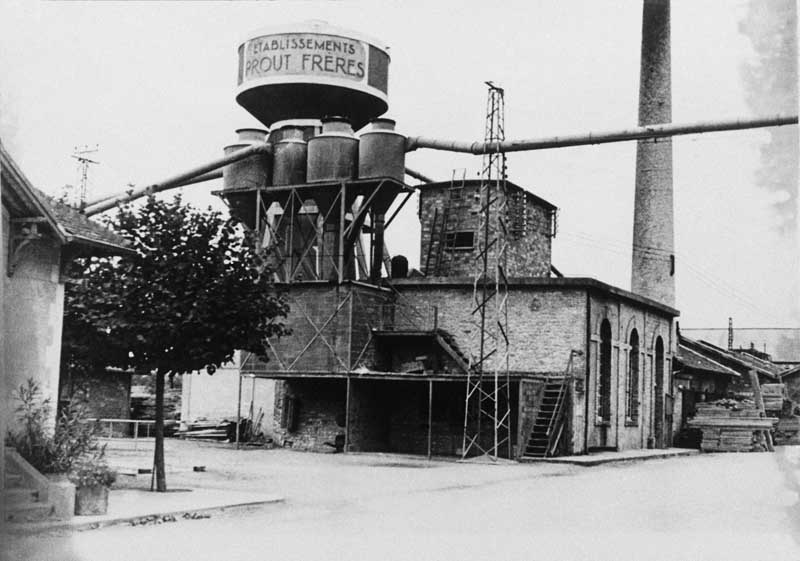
404 166 435 183
405 114 798 154
83 170 224 214
85 143 270 216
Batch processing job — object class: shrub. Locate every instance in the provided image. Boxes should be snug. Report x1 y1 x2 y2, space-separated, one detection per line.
68 455 117 488
6 379 104 474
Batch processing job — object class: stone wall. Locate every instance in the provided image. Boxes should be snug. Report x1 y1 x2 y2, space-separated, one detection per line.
418 183 553 278
584 292 674 452
272 378 347 452
394 283 587 375
262 282 392 374
61 369 132 421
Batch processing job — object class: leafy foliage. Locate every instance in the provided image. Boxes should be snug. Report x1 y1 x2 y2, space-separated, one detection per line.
60 195 289 491
62 194 289 377
6 379 104 475
69 456 117 488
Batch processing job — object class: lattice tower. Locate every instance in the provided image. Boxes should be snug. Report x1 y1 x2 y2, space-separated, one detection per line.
462 82 512 460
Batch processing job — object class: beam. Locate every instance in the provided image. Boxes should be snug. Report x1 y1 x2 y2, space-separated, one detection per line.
405 114 798 154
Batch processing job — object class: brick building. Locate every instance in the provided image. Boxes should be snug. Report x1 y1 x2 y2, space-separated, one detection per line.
241 176 679 458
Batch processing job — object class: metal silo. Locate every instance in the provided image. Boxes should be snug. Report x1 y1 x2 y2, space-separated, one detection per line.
222 128 270 227
272 126 308 186
358 118 405 182
306 117 359 182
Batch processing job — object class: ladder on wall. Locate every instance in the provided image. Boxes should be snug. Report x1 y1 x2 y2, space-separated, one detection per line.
424 169 468 276
521 350 581 459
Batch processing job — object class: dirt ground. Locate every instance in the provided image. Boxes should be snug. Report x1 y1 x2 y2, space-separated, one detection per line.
4 440 800 561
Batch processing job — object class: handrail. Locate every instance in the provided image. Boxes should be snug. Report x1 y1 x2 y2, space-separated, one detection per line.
545 350 581 457
86 417 159 450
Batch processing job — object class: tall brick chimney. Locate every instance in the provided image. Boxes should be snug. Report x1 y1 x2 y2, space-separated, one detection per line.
631 0 675 307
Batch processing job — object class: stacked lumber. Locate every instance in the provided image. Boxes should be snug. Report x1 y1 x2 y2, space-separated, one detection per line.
774 416 800 445
688 399 776 453
179 420 235 441
760 384 786 414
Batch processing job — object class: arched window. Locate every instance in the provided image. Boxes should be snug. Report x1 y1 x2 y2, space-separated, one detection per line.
626 330 640 423
654 336 665 447
597 319 612 423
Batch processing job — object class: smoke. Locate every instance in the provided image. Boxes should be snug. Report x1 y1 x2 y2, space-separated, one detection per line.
739 0 799 236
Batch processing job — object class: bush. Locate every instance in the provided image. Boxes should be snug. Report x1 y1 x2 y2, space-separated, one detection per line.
69 456 117 488
5 379 104 474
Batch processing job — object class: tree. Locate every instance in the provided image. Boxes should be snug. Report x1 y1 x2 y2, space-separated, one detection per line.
62 195 288 491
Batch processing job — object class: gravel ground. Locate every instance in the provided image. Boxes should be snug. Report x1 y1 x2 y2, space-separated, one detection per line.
4 441 800 561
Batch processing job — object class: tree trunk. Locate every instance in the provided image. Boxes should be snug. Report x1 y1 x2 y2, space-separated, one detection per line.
153 369 167 492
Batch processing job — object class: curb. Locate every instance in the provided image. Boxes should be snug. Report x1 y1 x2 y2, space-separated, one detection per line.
5 496 284 535
520 449 699 467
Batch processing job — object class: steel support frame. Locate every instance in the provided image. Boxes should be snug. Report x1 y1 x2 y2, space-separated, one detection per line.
463 83 512 460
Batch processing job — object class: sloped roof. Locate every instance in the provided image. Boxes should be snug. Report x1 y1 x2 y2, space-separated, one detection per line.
781 364 800 380
1 142 130 255
35 188 130 253
679 335 780 381
417 179 557 211
675 343 740 377
682 328 800 362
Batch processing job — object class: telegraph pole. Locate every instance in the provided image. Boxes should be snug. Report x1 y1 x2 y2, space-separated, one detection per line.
71 145 99 211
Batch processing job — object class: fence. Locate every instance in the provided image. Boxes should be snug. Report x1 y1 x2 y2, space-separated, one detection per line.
88 418 157 450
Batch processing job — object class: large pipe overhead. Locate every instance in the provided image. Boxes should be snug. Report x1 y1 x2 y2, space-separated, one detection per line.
83 113 798 217
83 170 224 212
404 114 798 154
84 143 270 217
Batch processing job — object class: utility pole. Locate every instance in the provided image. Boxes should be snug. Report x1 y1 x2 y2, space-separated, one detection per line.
71 145 99 211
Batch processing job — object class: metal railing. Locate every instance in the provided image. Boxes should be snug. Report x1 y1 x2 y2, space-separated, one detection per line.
87 418 157 450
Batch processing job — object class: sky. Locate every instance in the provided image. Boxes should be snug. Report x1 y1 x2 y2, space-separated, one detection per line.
0 0 797 329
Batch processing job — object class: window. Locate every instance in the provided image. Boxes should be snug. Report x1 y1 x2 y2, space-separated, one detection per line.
597 319 612 424
444 231 475 250
626 330 640 424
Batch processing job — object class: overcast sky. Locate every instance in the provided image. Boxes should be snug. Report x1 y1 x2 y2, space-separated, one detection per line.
1 0 797 329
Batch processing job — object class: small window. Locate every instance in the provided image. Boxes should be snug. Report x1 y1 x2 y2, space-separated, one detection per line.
444 231 475 250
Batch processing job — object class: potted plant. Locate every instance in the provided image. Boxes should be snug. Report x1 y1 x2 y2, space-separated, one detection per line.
69 456 117 515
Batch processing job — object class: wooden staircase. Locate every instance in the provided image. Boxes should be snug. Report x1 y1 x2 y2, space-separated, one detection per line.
522 377 569 459
521 350 582 460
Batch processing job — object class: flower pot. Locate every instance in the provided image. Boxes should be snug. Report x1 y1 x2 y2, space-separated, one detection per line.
74 485 109 515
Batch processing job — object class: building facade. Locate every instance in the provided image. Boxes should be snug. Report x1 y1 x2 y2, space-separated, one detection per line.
240 176 678 458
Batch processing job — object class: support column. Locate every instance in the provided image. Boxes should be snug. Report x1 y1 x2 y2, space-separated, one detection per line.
344 376 351 453
236 373 243 450
631 0 675 307
427 380 433 459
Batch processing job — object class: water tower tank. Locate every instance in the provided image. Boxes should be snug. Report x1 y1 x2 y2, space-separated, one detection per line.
236 21 390 130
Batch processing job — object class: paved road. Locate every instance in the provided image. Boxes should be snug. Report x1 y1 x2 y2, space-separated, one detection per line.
4 443 800 561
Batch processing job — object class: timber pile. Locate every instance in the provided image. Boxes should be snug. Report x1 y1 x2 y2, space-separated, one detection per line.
179 420 235 441
774 416 800 445
761 384 786 414
688 399 775 453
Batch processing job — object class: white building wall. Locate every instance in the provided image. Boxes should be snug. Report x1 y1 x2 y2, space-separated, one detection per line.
181 355 276 438
2 208 64 435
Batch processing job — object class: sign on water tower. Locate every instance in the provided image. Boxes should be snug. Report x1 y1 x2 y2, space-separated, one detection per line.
236 22 390 130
